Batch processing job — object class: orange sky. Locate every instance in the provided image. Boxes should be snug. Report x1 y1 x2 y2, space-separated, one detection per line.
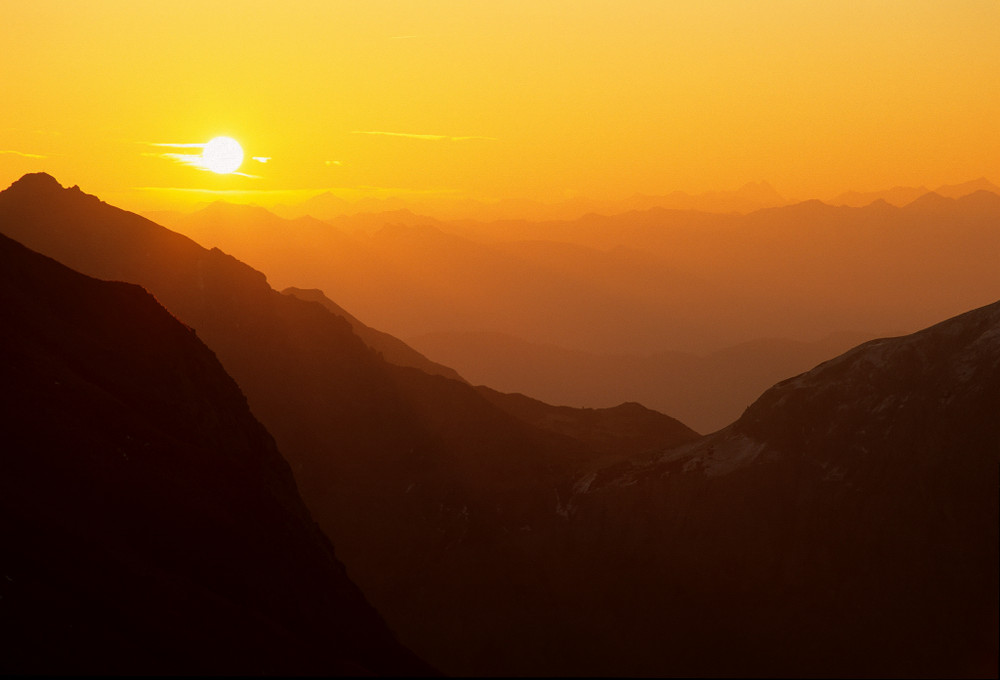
2 1 998 212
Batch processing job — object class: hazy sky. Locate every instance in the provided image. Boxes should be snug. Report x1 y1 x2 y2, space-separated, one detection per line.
3 1 998 210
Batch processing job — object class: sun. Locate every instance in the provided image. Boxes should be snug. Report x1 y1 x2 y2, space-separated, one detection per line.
201 136 244 174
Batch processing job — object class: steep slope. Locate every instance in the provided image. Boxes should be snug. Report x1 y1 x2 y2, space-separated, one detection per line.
0 232 428 675
561 301 1000 677
0 174 701 676
282 285 464 381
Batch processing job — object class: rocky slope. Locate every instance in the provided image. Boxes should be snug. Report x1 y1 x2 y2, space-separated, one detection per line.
560 300 1000 676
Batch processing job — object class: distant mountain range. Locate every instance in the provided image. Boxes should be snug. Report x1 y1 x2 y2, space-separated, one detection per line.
160 186 1000 434
264 177 998 221
271 180 789 221
830 177 1000 207
2 173 996 676
409 329 871 433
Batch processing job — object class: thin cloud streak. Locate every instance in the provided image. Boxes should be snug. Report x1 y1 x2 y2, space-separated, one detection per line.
158 152 209 170
0 150 47 159
149 142 206 148
144 141 257 176
351 130 498 142
135 184 457 197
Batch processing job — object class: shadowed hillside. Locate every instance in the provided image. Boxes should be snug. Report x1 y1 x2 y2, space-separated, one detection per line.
556 300 1000 677
0 174 696 675
282 285 464 381
0 231 429 676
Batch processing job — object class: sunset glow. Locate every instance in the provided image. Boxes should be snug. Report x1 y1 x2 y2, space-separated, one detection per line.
1 2 997 677
202 137 244 175
1 1 997 213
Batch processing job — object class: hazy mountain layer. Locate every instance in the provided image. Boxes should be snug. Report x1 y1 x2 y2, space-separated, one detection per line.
830 177 1000 207
162 190 1000 435
0 231 428 675
412 329 871 433
282 285 464 381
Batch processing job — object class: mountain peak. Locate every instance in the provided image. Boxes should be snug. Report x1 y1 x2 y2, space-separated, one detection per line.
1 173 99 211
5 172 64 194
904 190 954 211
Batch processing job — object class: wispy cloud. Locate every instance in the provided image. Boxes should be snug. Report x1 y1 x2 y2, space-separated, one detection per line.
149 142 206 148
0 149 47 159
135 185 458 199
145 142 210 172
351 130 498 142
143 141 257 177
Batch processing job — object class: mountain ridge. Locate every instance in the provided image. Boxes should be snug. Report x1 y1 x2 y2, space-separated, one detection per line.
0 228 430 675
3 172 995 676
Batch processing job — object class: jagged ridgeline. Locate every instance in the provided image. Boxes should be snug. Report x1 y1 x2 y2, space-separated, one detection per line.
0 174 996 677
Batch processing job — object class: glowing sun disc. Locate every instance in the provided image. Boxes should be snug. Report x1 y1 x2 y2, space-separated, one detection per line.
202 136 244 174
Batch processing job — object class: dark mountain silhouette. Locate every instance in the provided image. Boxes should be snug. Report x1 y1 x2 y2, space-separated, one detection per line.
476 386 699 457
282 285 464 381
557 300 1000 676
4 173 995 677
0 230 429 675
0 173 699 675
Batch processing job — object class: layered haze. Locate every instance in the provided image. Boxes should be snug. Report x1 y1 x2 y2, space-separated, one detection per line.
3 1 998 676
2 2 998 212
159 183 1000 431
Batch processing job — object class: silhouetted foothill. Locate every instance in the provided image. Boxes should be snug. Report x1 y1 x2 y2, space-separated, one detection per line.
0 231 432 676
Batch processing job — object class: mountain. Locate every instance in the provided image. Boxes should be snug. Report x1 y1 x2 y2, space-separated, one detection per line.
273 181 787 222
830 176 1000 207
830 184 930 207
4 173 995 676
0 174 699 676
282 285 463 381
163 190 1000 364
410 330 872 433
620 179 787 214
0 230 428 675
274 191 411 221
476 386 699 458
557 300 1000 676
933 177 1000 199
